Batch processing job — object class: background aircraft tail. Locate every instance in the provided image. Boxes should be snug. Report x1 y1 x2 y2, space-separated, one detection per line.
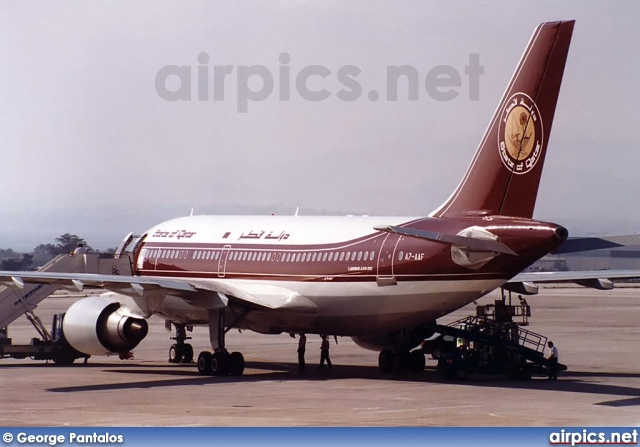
431 20 574 219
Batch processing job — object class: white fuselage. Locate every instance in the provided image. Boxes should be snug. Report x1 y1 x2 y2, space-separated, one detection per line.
132 215 509 336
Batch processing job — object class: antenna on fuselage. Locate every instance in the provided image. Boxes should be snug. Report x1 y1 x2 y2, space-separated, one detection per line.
294 207 299 217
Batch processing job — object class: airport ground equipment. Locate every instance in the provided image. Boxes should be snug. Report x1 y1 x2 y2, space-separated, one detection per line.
427 294 567 380
0 313 86 364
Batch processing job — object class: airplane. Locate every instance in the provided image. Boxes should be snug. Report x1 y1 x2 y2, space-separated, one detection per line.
0 20 579 376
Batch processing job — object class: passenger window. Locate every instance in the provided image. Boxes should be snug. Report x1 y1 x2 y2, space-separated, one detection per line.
312 252 317 262
339 252 345 261
398 251 404 261
345 252 351 261
328 252 333 262
357 251 363 261
322 252 328 261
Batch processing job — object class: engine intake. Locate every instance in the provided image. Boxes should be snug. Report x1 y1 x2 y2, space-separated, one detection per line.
63 295 148 356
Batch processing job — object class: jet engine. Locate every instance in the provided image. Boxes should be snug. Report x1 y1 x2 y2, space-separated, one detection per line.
62 295 149 356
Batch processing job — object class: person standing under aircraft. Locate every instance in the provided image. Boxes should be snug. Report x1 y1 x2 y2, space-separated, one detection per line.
547 341 559 380
319 335 332 369
297 333 306 370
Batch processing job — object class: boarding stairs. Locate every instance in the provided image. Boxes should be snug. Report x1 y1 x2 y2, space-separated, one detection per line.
0 253 133 331
436 316 550 365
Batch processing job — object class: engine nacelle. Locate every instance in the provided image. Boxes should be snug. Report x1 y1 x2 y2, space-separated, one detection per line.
63 295 149 356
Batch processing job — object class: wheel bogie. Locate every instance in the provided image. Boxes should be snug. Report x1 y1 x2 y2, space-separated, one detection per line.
379 349 425 374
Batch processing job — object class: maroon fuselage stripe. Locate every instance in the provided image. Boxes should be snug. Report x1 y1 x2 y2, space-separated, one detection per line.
135 217 563 283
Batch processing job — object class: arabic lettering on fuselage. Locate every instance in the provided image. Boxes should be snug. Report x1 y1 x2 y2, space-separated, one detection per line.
152 229 197 240
239 230 290 241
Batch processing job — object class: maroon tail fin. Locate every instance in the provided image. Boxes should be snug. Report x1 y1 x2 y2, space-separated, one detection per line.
432 21 574 219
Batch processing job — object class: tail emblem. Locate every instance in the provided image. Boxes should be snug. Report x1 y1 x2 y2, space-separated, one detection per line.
498 92 544 175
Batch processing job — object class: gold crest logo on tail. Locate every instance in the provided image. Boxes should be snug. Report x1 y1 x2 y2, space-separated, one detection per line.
498 93 544 174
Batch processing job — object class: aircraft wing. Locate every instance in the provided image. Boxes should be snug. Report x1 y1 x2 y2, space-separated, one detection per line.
505 269 640 295
0 271 319 313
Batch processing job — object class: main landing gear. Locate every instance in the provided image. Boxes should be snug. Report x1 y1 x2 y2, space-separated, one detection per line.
197 350 245 376
166 322 194 364
196 308 247 377
378 348 426 374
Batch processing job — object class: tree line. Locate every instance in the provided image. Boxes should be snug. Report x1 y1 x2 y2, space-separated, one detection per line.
1 234 114 271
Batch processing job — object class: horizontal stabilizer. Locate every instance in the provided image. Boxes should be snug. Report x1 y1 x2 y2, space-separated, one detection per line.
502 281 539 295
511 270 640 288
374 225 517 256
554 234 640 254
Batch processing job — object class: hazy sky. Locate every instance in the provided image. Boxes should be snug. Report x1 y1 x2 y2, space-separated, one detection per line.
1 1 639 251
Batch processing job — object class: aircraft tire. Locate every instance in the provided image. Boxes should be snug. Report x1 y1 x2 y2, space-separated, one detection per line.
228 351 245 376
53 350 76 366
169 344 183 363
392 351 411 373
211 352 229 376
378 349 394 373
409 350 426 373
182 344 194 363
197 351 213 375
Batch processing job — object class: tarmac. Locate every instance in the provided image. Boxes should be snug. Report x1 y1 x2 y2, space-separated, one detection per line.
1 286 639 427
